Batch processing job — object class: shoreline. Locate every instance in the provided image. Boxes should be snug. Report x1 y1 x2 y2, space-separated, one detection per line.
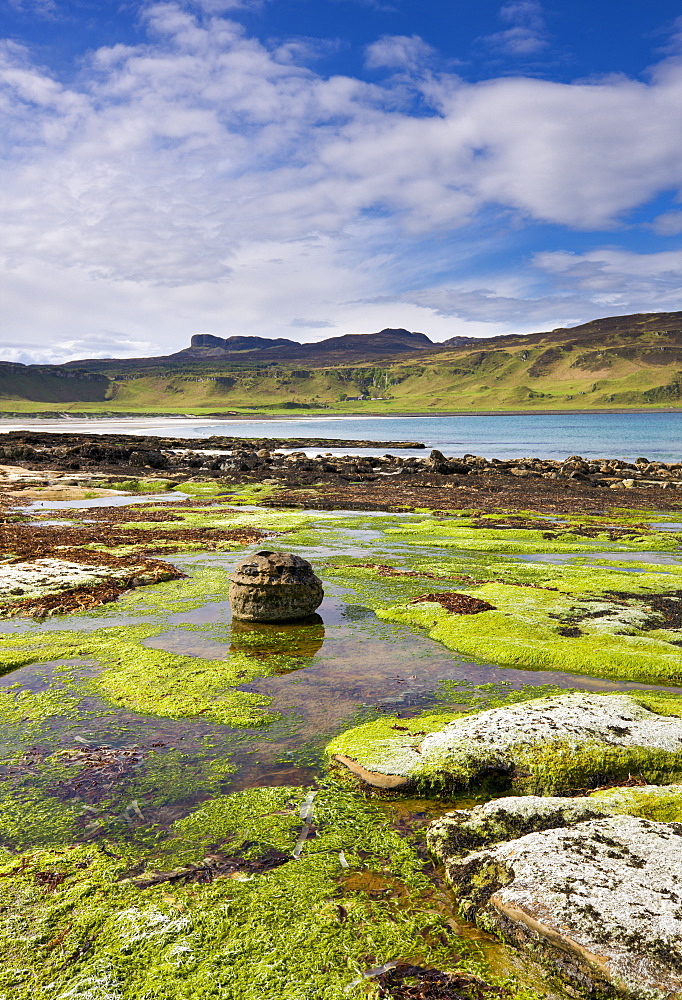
1 407 682 422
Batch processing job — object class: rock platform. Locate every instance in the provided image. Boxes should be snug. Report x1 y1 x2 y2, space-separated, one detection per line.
430 809 682 999
329 693 682 794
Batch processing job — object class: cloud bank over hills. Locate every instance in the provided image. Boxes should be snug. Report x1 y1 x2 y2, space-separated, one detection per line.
0 1 681 363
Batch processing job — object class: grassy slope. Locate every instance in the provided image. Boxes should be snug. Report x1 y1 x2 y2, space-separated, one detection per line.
2 313 681 414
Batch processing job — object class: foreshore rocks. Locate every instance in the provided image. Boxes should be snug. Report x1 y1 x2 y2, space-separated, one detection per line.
431 812 682 999
0 553 182 616
0 432 681 490
426 795 613 857
328 693 682 794
229 550 324 621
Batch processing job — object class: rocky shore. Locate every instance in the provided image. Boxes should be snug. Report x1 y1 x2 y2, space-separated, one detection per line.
1 431 681 998
330 694 682 997
218 447 682 490
2 431 681 510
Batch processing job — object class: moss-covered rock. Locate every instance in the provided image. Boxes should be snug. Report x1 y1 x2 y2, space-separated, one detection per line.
590 782 682 823
328 693 682 795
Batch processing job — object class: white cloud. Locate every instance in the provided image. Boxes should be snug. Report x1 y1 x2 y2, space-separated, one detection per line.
290 319 337 329
651 210 682 236
365 34 436 72
482 1 549 57
0 3 681 360
378 247 682 332
192 0 261 11
6 0 58 18
534 248 682 310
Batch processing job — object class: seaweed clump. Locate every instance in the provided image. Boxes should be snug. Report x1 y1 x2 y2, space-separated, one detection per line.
0 786 540 1000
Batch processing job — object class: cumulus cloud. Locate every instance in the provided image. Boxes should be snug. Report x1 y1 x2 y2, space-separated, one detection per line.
0 2 681 358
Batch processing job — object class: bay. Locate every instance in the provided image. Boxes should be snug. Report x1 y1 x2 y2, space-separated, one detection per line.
1 410 681 461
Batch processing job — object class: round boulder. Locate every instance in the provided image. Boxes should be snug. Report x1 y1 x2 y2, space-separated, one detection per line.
229 550 324 621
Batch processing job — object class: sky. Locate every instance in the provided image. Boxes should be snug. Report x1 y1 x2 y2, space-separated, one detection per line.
1 0 681 364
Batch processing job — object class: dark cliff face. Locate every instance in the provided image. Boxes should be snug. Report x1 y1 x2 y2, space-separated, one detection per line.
184 328 434 362
189 334 297 351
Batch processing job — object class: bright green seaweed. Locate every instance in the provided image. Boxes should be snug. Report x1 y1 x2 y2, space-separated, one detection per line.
0 786 544 1000
2 495 682 999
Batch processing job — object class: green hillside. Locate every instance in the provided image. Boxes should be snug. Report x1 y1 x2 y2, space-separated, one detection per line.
2 312 682 414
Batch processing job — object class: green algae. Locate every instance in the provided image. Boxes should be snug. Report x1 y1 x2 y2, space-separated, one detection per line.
0 557 329 730
383 519 682 554
2 498 680 995
590 783 682 822
0 786 541 1000
0 625 279 728
327 550 682 686
108 565 233 618
376 587 682 685
109 479 176 493
90 642 278 727
0 681 83 730
120 503 312 534
0 746 237 851
0 787 83 849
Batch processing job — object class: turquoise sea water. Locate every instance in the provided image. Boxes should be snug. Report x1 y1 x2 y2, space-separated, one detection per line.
1 411 681 461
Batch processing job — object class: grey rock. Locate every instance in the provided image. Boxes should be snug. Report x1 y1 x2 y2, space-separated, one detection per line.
425 449 452 474
427 795 611 858
329 693 682 794
0 558 155 600
441 815 682 999
428 786 682 861
229 550 323 621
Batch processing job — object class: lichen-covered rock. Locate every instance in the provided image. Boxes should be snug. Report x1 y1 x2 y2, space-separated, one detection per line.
427 796 611 858
0 557 126 598
229 550 323 621
441 815 682 999
328 693 682 794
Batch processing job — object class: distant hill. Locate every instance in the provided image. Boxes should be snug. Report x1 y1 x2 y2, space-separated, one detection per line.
63 328 443 370
3 311 682 414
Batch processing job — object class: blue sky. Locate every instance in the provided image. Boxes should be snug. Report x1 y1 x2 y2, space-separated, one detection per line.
1 0 681 362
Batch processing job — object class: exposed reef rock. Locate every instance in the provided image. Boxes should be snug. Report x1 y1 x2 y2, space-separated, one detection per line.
1 432 681 492
434 814 682 999
328 693 682 794
427 788 682 863
426 796 613 858
229 550 324 621
0 553 182 617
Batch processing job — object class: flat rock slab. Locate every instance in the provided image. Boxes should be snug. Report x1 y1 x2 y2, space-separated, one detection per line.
0 558 137 598
439 815 682 999
328 693 682 794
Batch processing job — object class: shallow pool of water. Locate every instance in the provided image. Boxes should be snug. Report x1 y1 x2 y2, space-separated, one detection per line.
27 491 190 511
514 550 682 565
